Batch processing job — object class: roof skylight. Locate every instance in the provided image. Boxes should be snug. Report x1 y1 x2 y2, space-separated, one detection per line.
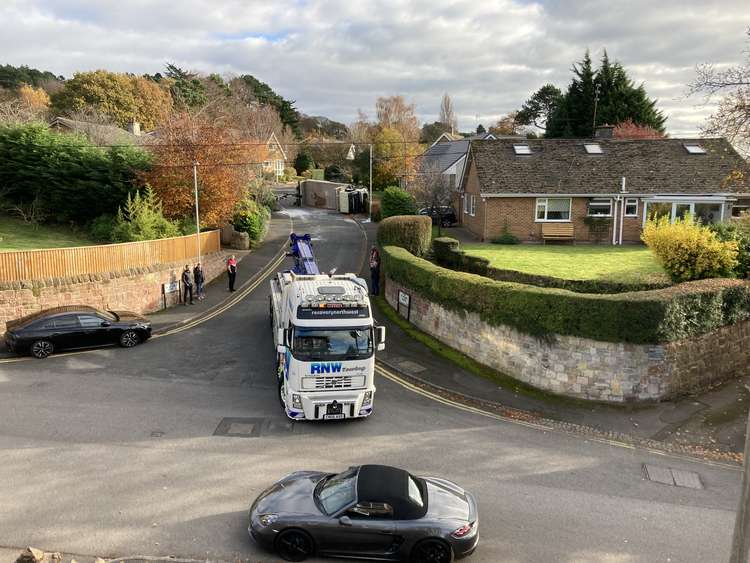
584 143 603 154
684 143 707 154
513 144 532 155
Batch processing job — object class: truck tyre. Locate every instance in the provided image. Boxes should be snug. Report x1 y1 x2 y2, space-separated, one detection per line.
278 377 286 409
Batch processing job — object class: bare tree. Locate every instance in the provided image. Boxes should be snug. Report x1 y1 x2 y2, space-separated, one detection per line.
439 93 458 134
410 161 455 236
689 28 750 156
375 95 420 141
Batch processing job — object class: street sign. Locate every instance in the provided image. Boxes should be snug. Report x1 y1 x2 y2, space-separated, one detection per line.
398 290 410 307
397 290 411 320
163 281 179 293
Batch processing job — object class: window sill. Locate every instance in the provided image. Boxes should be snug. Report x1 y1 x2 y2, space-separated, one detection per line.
535 219 572 223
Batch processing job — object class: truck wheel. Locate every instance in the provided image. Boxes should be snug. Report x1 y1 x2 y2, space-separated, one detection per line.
278 378 286 409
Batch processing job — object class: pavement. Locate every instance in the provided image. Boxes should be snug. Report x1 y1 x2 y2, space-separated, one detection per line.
0 203 745 562
358 220 750 462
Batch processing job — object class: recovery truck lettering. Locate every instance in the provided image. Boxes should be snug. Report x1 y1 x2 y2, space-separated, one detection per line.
310 362 343 374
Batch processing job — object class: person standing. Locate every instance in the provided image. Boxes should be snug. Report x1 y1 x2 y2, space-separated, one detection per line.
181 264 194 305
227 254 238 292
193 263 205 300
369 246 381 296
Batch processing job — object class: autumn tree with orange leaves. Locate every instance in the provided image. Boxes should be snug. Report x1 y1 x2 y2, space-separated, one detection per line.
613 118 665 139
142 112 267 227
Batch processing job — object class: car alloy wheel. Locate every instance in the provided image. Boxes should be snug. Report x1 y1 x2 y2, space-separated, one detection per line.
30 339 54 359
412 538 452 563
119 330 140 348
275 529 314 562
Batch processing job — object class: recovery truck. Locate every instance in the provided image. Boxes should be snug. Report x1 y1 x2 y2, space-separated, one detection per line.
270 234 385 421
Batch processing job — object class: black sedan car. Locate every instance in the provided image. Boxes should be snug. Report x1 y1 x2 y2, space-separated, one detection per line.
248 464 478 562
4 305 151 358
418 206 458 227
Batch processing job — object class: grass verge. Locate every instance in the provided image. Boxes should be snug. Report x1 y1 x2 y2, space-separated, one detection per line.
372 294 639 410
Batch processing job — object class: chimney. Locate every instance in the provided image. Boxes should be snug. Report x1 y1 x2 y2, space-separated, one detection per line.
594 124 614 139
127 121 141 136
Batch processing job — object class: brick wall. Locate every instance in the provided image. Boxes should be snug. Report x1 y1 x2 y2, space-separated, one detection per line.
0 250 237 338
386 277 750 402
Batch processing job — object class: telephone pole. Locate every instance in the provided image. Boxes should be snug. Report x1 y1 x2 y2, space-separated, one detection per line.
730 391 750 563
193 161 201 265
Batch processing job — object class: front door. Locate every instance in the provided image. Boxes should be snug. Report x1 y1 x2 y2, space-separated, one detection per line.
76 314 110 346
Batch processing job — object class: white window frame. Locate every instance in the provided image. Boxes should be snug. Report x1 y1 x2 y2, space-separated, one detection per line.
624 198 638 217
469 195 476 217
535 197 572 222
275 159 284 177
513 144 532 155
263 160 271 168
463 195 469 215
584 143 603 154
642 199 727 227
732 205 750 218
587 198 612 217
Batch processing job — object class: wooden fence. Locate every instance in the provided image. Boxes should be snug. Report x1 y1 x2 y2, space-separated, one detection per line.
0 230 221 283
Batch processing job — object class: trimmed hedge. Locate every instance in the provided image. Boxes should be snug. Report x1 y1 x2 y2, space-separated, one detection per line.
383 244 750 344
380 186 417 219
432 237 669 294
378 215 432 257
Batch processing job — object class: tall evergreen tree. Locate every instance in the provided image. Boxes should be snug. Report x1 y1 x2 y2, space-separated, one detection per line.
545 50 666 138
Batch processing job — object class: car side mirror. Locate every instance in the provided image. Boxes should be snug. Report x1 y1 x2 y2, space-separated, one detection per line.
101 321 111 327
338 516 352 526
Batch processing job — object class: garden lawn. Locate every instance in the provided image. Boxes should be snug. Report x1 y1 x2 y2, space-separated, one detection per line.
0 214 95 251
462 243 669 284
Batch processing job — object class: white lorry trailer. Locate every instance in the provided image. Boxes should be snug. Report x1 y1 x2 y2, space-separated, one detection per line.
270 234 385 421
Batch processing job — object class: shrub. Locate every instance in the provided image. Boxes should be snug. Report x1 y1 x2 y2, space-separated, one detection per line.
294 152 314 175
433 237 490 275
324 164 348 182
491 221 520 245
382 245 750 344
89 214 116 242
378 215 432 257
380 186 416 219
283 166 297 181
110 186 180 243
710 221 750 279
642 215 738 282
232 198 271 246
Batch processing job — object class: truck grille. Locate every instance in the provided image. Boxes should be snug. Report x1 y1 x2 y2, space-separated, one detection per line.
314 376 353 389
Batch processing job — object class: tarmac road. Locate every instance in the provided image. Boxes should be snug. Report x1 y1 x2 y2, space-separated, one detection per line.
0 206 742 563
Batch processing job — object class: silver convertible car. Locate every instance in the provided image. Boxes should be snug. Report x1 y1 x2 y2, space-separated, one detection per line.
248 464 478 562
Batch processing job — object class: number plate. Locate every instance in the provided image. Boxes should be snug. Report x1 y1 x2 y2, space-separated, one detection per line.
324 413 345 420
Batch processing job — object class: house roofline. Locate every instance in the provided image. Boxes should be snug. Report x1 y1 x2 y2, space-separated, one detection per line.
477 192 750 199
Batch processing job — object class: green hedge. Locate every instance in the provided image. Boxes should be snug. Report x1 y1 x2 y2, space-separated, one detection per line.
432 237 668 294
380 186 417 219
383 244 750 344
378 215 432 257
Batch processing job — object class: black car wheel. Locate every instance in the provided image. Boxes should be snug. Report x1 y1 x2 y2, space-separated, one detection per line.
275 528 314 562
119 330 140 348
30 339 54 359
278 377 286 409
411 538 453 563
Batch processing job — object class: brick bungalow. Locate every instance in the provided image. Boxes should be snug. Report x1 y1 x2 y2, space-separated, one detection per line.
458 130 750 243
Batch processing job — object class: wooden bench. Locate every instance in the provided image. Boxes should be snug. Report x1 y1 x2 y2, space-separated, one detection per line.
541 223 574 243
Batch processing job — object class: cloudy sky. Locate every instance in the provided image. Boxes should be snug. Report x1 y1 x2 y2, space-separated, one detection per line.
2 0 748 135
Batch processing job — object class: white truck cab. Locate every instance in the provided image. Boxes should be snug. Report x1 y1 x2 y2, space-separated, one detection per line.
269 239 385 421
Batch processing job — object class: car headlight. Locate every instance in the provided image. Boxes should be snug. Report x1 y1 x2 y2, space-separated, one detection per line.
258 513 279 527
362 390 372 406
292 394 303 409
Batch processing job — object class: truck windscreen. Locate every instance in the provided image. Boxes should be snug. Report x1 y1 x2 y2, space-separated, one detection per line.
292 326 373 361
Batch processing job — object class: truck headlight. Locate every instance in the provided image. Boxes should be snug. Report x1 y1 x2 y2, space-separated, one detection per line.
362 391 372 406
258 513 279 527
292 394 303 409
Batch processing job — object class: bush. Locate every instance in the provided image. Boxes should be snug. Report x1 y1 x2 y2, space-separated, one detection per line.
491 221 520 245
380 186 416 219
89 214 116 242
110 186 180 243
378 215 432 257
433 237 669 294
294 152 314 175
283 166 297 181
710 221 750 279
232 198 271 246
324 164 348 182
382 245 750 344
642 215 738 282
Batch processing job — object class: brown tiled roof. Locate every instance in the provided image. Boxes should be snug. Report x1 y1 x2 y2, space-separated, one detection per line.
470 138 750 196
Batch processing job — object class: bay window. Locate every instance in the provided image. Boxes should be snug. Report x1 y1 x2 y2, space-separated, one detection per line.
536 198 571 222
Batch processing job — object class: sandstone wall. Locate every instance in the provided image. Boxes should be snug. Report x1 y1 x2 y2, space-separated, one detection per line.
386 278 750 402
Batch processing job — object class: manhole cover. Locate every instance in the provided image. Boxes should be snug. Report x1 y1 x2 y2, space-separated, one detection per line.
214 417 297 438
643 464 704 489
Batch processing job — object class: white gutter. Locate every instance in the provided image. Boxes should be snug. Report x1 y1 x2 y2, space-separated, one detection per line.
480 192 749 198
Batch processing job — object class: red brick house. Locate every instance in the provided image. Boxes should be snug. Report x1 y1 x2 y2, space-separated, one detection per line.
458 133 750 243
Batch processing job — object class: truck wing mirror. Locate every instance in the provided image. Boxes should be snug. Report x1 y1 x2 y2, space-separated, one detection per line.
276 328 285 346
375 326 386 351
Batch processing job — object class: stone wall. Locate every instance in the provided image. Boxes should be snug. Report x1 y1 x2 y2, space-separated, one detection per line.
386 278 750 402
0 250 236 338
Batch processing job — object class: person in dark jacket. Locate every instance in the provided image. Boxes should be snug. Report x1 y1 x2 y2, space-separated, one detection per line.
193 263 205 300
369 246 381 296
227 255 237 292
182 265 194 305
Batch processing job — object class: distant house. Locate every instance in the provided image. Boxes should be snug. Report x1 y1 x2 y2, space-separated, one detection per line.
419 131 498 191
263 132 287 178
50 117 147 145
459 127 750 243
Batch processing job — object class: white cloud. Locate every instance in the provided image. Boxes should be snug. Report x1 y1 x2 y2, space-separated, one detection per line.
1 0 748 135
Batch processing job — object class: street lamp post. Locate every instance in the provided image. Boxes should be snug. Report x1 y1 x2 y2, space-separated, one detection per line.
369 143 373 221
193 161 201 266
730 388 750 563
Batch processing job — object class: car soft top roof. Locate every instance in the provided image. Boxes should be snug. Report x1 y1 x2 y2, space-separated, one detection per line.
356 464 427 520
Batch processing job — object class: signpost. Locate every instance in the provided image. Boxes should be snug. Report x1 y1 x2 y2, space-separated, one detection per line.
397 290 411 320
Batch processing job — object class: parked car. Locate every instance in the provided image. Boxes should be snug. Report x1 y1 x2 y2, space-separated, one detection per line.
418 206 457 227
4 305 152 359
248 464 478 562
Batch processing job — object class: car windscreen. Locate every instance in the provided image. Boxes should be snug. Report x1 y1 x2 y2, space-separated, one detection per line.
292 326 373 361
316 468 358 515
